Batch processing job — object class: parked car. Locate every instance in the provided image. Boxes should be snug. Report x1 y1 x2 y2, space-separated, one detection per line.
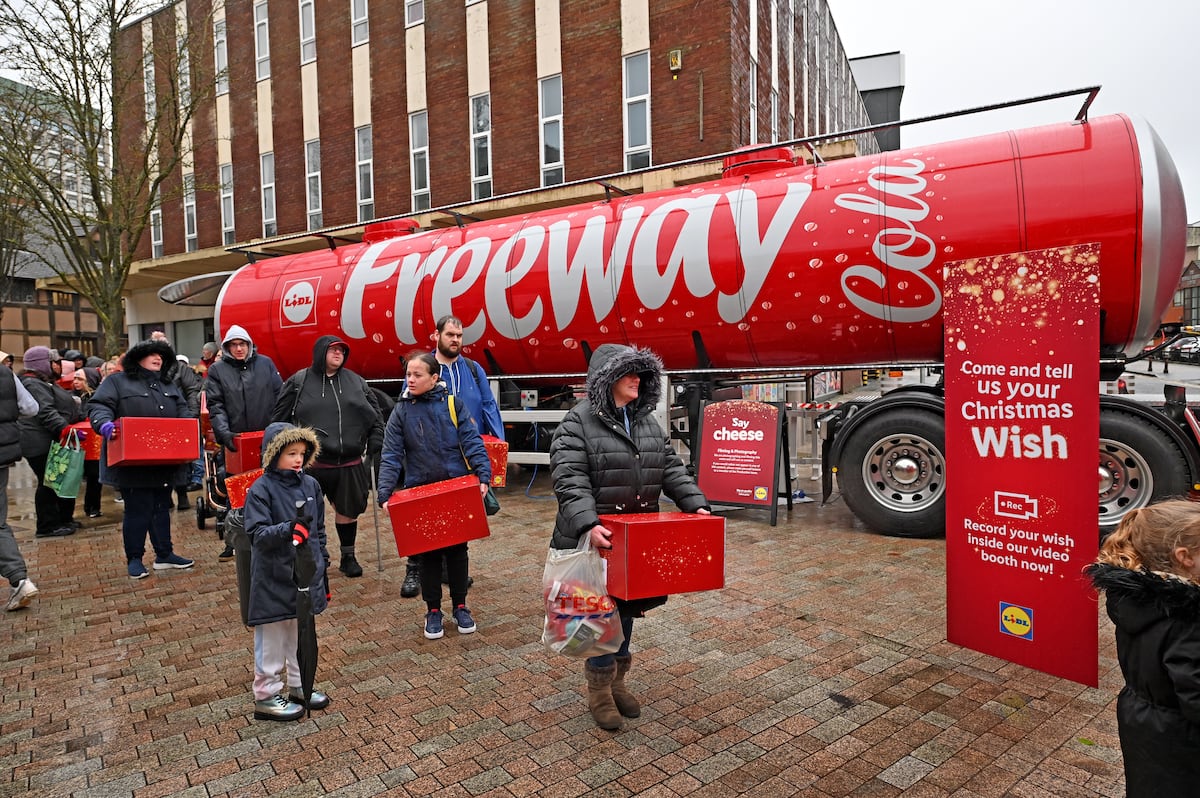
1167 338 1200 362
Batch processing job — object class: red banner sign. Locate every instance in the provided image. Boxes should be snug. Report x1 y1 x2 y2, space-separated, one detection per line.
944 245 1100 686
697 400 784 523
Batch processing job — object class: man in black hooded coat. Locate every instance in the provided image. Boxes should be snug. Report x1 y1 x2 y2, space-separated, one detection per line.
272 335 383 578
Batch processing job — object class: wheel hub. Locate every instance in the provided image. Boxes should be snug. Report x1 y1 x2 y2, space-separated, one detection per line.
863 435 946 513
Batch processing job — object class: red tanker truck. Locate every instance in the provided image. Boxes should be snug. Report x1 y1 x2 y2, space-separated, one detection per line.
207 111 1190 538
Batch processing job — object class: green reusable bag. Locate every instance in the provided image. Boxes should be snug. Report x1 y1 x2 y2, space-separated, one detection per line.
483 486 500 516
44 429 85 499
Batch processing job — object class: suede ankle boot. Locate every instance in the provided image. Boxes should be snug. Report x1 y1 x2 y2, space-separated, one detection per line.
611 654 640 718
584 662 622 730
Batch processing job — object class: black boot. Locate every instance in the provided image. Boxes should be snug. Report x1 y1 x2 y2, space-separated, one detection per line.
176 488 190 512
400 559 420 598
340 553 363 578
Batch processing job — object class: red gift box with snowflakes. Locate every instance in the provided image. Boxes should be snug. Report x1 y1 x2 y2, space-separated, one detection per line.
481 435 508 487
225 468 263 509
598 512 726 600
105 417 200 467
386 474 491 557
66 422 103 461
227 431 265 474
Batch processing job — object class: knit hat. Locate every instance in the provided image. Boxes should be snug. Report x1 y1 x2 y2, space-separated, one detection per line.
22 346 53 378
121 339 176 372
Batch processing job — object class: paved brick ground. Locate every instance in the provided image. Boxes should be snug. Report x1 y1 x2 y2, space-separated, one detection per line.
0 462 1126 797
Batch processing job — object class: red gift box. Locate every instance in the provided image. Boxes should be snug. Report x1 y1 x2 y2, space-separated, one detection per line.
225 468 263 509
66 422 102 461
227 431 265 474
105 417 200 467
386 474 490 557
481 435 508 487
598 512 726 600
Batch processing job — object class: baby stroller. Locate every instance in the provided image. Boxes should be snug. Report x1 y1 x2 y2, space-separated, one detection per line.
195 398 229 540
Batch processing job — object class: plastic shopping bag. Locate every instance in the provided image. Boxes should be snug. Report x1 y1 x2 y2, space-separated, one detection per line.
45 429 85 499
541 535 624 657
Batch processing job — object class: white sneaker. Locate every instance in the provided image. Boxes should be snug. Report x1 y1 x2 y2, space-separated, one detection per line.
6 578 37 611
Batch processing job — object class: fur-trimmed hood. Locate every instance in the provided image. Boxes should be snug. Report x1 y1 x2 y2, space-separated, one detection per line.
121 339 175 373
1086 562 1200 633
260 421 321 471
585 344 663 421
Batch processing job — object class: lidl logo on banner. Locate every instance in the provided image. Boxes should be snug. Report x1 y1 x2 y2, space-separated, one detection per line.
999 602 1034 640
753 486 768 500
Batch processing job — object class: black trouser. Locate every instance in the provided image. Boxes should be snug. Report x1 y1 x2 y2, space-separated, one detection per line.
420 543 469 609
83 460 102 515
25 453 75 535
120 486 175 561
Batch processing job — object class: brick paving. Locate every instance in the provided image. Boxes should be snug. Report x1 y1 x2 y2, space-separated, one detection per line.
0 461 1126 797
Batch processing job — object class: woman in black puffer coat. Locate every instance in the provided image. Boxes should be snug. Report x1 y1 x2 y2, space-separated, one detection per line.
89 339 195 579
549 343 709 731
1086 500 1200 797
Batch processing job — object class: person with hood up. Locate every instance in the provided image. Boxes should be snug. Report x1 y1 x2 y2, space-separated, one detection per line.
244 422 331 721
548 344 710 731
19 345 84 538
206 325 283 561
377 352 491 639
1086 500 1200 797
273 336 384 578
88 338 196 578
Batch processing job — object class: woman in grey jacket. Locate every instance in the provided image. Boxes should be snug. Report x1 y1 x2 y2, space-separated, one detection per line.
549 344 710 730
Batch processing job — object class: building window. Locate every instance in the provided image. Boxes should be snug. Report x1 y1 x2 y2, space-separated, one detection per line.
150 207 163 258
143 50 155 122
351 0 368 45
770 88 779 144
305 139 322 230
410 110 430 211
623 51 650 170
220 163 235 246
214 19 229 95
470 93 491 201
177 34 191 108
260 152 276 236
356 125 374 222
183 174 198 252
539 75 563 186
405 0 423 26
254 1 270 81
749 59 758 143
298 0 316 63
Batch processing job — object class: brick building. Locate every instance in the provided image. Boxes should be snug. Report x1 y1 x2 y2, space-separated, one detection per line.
116 0 879 350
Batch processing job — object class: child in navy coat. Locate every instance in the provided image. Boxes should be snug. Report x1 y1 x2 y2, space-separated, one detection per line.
243 422 330 721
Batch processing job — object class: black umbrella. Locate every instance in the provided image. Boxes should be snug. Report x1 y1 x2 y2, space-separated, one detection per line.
293 501 319 718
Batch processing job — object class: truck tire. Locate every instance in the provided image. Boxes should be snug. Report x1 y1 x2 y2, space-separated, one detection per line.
839 409 946 538
1099 408 1189 534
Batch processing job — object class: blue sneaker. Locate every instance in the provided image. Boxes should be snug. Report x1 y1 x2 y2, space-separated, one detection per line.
424 609 444 639
153 553 195 570
128 559 149 579
452 605 476 634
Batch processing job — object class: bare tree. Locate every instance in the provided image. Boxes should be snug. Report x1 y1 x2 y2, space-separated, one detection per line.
0 156 29 325
0 0 218 355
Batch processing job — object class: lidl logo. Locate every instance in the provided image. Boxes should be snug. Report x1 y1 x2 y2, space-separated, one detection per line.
999 602 1033 640
753 486 768 500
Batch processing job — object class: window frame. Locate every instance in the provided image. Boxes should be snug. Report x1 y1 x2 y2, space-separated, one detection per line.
254 1 270 81
539 75 564 186
470 93 492 201
150 207 163 258
409 110 430 211
219 163 235 246
298 0 316 64
260 152 277 237
351 0 369 45
143 50 156 122
355 125 374 222
182 173 198 253
305 139 322 230
213 19 229 95
405 0 423 27
622 51 651 170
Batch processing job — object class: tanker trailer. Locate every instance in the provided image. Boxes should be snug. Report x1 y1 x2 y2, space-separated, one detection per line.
212 112 1189 537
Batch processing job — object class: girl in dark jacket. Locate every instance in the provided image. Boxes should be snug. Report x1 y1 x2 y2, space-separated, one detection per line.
549 343 710 730
1086 500 1200 797
243 422 330 721
377 352 491 640
88 339 195 578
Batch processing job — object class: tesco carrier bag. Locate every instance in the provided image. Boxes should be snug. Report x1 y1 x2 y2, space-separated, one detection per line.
541 535 624 658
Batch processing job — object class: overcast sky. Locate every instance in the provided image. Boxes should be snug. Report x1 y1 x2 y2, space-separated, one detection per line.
827 0 1199 224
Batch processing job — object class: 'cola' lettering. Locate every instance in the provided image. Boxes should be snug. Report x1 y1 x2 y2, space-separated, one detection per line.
834 159 942 323
339 184 812 343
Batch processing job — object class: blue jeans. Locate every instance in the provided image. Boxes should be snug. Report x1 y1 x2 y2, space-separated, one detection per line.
0 466 28 585
121 486 175 561
587 615 634 668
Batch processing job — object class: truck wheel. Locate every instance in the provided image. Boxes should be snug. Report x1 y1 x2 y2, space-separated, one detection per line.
1099 409 1189 534
839 409 946 538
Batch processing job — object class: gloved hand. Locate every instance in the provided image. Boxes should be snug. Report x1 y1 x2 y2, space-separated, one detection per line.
99 421 116 440
290 513 312 546
222 435 238 452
